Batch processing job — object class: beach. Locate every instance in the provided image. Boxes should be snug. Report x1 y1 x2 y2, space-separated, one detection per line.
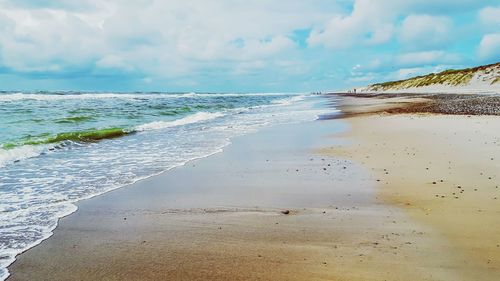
6 93 500 280
324 93 500 279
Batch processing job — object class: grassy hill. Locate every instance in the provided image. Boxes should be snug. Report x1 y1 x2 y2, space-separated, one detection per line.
366 62 500 92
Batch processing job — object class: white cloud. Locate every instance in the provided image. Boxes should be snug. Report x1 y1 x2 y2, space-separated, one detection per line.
95 55 134 71
478 33 500 60
396 51 460 66
348 73 376 83
394 67 431 80
0 0 341 77
307 0 398 49
479 6 500 25
351 58 383 72
141 77 153 84
351 51 460 75
386 65 450 81
305 0 489 50
399 15 452 49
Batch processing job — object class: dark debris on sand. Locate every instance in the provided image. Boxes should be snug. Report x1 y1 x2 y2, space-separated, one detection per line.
332 93 500 117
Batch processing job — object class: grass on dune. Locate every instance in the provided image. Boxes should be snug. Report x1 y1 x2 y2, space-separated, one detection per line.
368 62 499 91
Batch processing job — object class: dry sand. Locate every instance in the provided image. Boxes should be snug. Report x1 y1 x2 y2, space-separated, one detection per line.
323 94 500 280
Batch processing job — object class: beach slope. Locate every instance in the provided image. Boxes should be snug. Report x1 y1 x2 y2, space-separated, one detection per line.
323 93 500 280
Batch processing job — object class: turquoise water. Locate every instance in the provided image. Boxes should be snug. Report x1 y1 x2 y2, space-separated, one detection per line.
0 91 328 280
0 92 287 150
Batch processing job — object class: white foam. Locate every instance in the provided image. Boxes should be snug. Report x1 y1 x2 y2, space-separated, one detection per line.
0 145 48 168
272 94 306 106
135 112 225 131
0 92 297 102
0 203 77 281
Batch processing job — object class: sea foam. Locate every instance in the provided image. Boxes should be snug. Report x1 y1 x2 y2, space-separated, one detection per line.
0 145 49 168
0 92 295 102
135 111 225 131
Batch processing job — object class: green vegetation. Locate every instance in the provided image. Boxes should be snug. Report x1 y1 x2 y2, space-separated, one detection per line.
3 127 130 149
2 143 17 149
492 76 500 85
368 62 499 91
40 128 128 143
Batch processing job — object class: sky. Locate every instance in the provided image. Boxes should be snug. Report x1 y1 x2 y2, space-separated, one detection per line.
0 0 499 92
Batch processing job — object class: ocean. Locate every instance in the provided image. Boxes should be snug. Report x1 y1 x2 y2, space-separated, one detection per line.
0 91 329 280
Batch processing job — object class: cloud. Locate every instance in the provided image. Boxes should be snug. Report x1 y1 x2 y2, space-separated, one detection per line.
478 33 500 60
0 0 99 11
307 0 397 49
391 65 448 80
305 0 491 50
396 51 460 66
479 6 500 25
95 55 134 72
351 50 460 74
0 1 340 78
404 0 495 14
399 15 452 50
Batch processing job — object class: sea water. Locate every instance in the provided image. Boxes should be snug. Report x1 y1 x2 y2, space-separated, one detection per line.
0 91 330 279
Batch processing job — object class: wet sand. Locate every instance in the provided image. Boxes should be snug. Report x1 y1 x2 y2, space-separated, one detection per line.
323 94 500 280
8 119 458 281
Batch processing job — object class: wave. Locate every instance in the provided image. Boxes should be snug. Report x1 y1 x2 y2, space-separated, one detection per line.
0 92 298 102
272 94 306 106
0 112 226 167
3 112 225 149
135 111 225 131
30 128 128 145
0 145 49 168
2 128 131 150
0 91 307 168
54 115 95 123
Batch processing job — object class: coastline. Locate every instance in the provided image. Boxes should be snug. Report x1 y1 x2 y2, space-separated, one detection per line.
0 92 320 280
7 92 500 280
8 114 456 281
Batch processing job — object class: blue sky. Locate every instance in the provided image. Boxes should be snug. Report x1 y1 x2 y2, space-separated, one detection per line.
0 0 499 92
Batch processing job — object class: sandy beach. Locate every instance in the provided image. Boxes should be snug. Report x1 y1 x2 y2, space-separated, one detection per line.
324 93 500 280
7 93 500 280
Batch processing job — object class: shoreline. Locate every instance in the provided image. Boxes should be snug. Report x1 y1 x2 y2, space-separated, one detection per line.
7 93 500 280
0 93 321 280
7 115 453 281
1 144 229 281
